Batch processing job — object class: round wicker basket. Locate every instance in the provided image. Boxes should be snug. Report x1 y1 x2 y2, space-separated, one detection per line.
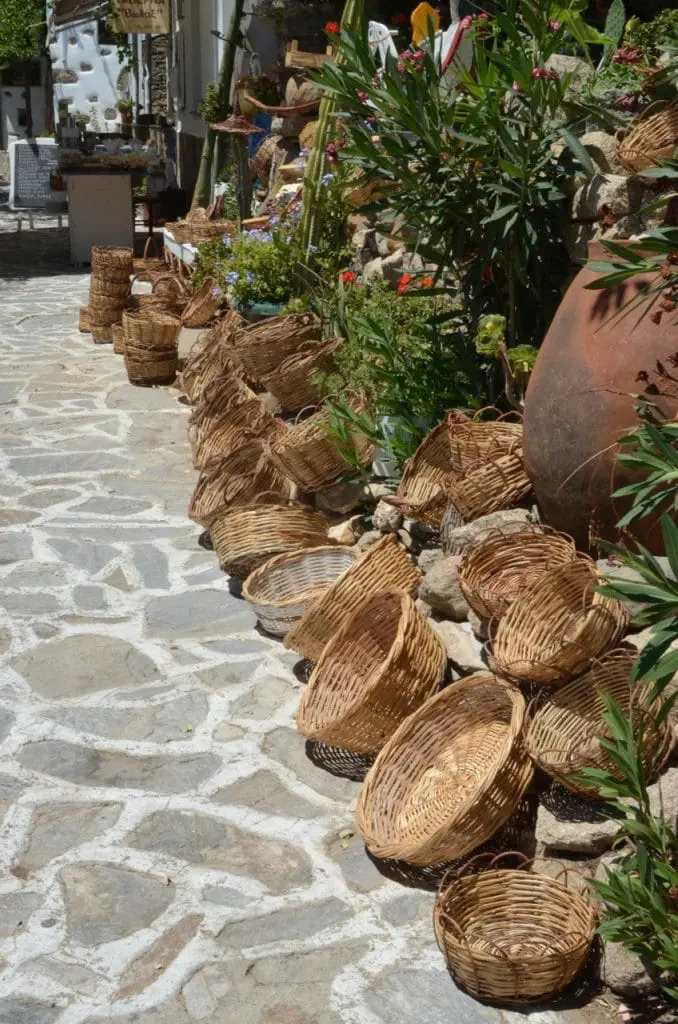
447 449 531 523
193 398 279 469
122 309 181 350
617 103 678 172
490 560 629 686
209 502 331 578
356 674 532 864
188 440 291 529
260 339 341 413
231 314 320 381
123 343 178 386
178 310 247 403
90 245 133 281
242 545 356 637
267 410 373 492
181 277 222 328
297 591 446 753
434 854 596 1004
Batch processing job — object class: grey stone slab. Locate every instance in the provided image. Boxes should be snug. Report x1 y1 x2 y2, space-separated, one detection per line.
212 770 320 819
0 531 32 564
262 727 362 803
0 592 60 616
381 892 432 927
127 810 312 894
217 898 350 950
228 674 294 721
3 563 70 588
46 538 118 574
18 957 104 997
12 635 159 699
133 544 170 589
145 589 256 639
193 660 264 689
21 488 81 508
117 914 203 998
0 627 10 654
76 497 153 516
0 892 41 938
106 384 179 411
60 863 174 946
0 508 39 526
0 998 60 1024
0 381 18 405
0 773 24 821
16 801 123 873
203 637 275 656
73 585 108 610
324 826 386 894
48 692 208 743
17 741 220 794
0 709 14 744
202 885 254 909
365 968 500 1024
9 452 129 476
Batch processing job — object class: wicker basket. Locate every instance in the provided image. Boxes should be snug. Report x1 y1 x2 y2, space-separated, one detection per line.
164 220 192 244
132 236 166 276
356 674 533 864
447 450 531 523
78 307 91 333
130 273 189 315
178 310 247 403
243 545 357 637
617 103 678 173
187 219 240 245
181 277 222 328
88 294 128 328
210 501 331 578
434 854 596 1004
490 560 629 686
122 309 181 350
284 535 420 662
193 398 279 469
90 245 133 280
91 324 112 344
250 133 282 181
89 276 130 300
188 374 257 453
267 410 373 492
188 440 291 528
231 314 320 381
124 343 178 386
525 648 674 796
297 591 447 753
261 339 341 412
111 323 125 354
459 528 578 621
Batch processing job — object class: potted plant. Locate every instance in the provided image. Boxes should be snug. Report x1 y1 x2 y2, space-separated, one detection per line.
116 97 133 137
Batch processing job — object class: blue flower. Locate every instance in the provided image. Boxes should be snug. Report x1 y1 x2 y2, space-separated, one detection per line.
222 234 232 246
308 243 318 252
246 271 255 283
226 271 239 284
321 173 334 186
211 286 223 298
269 215 280 226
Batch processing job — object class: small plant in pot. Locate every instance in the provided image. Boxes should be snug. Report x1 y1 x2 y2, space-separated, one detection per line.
116 97 133 137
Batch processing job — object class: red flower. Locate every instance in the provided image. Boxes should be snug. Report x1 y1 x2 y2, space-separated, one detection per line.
390 12 407 25
325 21 340 35
326 143 339 165
421 276 434 287
397 273 414 295
341 270 356 285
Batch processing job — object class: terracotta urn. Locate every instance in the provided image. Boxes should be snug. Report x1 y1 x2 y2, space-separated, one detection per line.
523 240 678 552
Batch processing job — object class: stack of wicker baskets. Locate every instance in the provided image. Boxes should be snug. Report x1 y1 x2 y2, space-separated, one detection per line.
86 246 133 343
121 308 181 386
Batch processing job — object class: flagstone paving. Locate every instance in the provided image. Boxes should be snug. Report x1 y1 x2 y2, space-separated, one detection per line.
0 222 607 1024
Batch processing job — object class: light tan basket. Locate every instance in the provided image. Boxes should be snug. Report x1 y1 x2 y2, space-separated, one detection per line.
490 560 629 686
297 591 446 753
178 311 247 403
231 313 320 381
285 534 420 662
434 853 596 1005
188 374 257 452
193 398 279 469
78 307 91 333
123 343 178 386
267 409 373 492
90 245 133 281
210 501 331 578
356 674 533 864
111 323 125 354
89 276 130 300
447 449 531 523
243 545 357 637
617 103 678 173
260 339 341 412
524 648 675 796
188 439 291 528
91 324 112 344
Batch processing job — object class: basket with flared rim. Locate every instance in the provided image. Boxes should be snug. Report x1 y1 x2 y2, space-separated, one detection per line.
90 245 133 279
297 590 447 753
446 448 531 524
267 408 373 492
459 526 578 621
356 674 533 865
260 338 342 412
111 323 125 354
231 313 320 380
122 309 181 350
123 344 178 386
193 398 280 469
524 647 675 796
386 410 523 529
433 852 597 1005
284 534 421 663
617 102 678 173
181 277 222 328
188 440 291 529
188 375 256 453
489 559 629 686
242 545 357 638
209 499 332 578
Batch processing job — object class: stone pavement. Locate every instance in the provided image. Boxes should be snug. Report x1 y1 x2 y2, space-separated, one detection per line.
0 224 605 1024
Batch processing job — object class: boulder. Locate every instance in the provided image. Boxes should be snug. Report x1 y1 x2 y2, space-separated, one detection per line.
315 480 364 515
595 213 646 241
355 530 381 552
545 54 593 103
441 507 533 555
430 620 485 674
418 555 469 620
578 131 626 175
536 803 620 856
362 257 384 283
570 173 644 221
362 482 396 501
467 609 489 641
416 547 444 574
602 942 663 998
372 500 403 534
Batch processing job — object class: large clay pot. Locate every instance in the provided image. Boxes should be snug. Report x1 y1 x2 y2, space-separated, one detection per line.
523 241 677 552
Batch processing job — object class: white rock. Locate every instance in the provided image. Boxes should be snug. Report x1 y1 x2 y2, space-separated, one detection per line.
578 131 626 175
372 500 402 534
362 257 384 283
602 941 663 997
328 516 362 545
570 173 643 221
355 529 381 552
430 620 485 675
416 548 444 574
441 508 532 555
536 803 620 856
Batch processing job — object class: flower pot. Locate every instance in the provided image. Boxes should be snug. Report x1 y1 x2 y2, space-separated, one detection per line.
234 300 286 323
523 240 678 552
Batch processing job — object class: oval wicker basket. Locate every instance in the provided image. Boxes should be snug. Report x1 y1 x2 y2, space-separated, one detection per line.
188 440 291 529
356 674 533 864
209 502 331 578
434 854 596 1004
111 323 125 354
260 339 342 412
181 277 222 328
231 314 320 381
242 545 357 637
123 343 178 386
459 528 578 621
267 410 373 492
524 648 675 796
490 560 629 686
447 449 531 523
193 398 279 469
297 591 447 753
122 309 181 350
78 307 91 333
617 103 678 173
284 534 421 663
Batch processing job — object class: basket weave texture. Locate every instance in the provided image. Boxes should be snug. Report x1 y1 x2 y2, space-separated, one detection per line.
524 648 675 796
284 535 421 663
132 237 166 277
617 103 678 172
490 560 629 685
356 674 532 865
447 449 531 523
267 410 373 492
178 311 247 403
210 502 331 578
434 856 596 1004
297 591 446 753
79 307 91 333
459 528 577 620
90 246 133 280
111 324 125 354
123 344 178 386
122 309 181 350
188 440 291 528
260 339 341 412
188 374 257 455
193 398 279 469
181 277 222 328
242 545 356 637
231 314 320 380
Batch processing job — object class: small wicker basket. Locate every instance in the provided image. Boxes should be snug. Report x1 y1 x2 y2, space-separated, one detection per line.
89 276 130 300
267 410 373 492
90 245 133 280
490 560 629 686
447 449 531 523
231 313 320 381
188 440 291 529
356 674 533 864
260 339 341 412
181 277 222 328
91 324 112 344
123 343 178 386
132 236 167 277
78 307 91 333
617 103 678 173
209 501 331 578
284 535 420 663
193 398 279 469
243 545 356 637
434 853 596 1005
297 591 446 753
178 310 247 403
111 323 125 354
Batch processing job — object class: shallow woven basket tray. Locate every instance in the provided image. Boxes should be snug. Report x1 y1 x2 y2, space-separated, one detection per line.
297 591 447 753
447 449 531 523
242 545 357 637
122 309 181 350
284 535 420 663
459 527 577 620
111 323 125 354
193 398 279 469
267 410 373 492
490 560 629 686
434 856 596 1004
210 502 331 578
231 313 320 381
617 103 678 173
90 245 133 279
78 307 91 333
356 674 533 865
188 440 291 529
124 346 178 386
525 648 675 796
181 277 222 328
260 339 342 412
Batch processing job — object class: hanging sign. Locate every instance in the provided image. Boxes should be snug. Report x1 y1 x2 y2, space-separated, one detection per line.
113 0 170 33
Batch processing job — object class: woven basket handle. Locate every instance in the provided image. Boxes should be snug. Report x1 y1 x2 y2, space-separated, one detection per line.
253 490 297 505
293 404 320 426
142 236 160 260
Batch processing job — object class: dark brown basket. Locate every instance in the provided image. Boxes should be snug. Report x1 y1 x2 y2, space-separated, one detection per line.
91 246 133 279
123 343 178 386
209 501 331 578
122 309 181 350
181 277 222 328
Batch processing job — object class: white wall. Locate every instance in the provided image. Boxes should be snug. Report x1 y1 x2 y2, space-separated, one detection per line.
2 87 46 147
49 19 129 132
